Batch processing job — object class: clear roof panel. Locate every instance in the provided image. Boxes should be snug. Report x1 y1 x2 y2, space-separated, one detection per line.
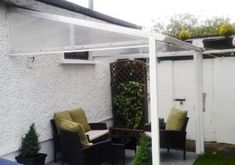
8 7 199 56
8 11 146 55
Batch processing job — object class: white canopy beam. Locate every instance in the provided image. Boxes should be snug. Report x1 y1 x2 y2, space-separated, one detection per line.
149 36 160 164
193 51 205 154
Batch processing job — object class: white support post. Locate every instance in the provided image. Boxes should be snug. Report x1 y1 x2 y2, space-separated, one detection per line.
149 36 160 164
88 0 94 10
193 51 205 154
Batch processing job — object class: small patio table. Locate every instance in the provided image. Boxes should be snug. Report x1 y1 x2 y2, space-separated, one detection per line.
0 158 21 165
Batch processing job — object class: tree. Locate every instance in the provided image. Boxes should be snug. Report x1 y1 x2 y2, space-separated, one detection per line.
19 123 40 157
154 13 233 38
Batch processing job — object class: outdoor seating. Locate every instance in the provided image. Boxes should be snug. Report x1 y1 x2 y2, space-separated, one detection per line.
50 108 109 162
144 107 189 160
59 128 112 165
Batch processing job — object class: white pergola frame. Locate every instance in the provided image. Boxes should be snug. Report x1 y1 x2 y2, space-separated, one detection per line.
8 6 205 164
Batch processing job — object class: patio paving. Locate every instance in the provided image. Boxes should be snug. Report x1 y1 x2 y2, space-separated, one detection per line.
47 149 197 165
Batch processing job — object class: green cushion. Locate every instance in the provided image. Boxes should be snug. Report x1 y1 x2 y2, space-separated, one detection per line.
165 107 187 131
59 119 92 148
69 108 91 132
54 111 73 128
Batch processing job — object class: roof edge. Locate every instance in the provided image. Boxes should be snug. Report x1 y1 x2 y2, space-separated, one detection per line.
36 0 142 29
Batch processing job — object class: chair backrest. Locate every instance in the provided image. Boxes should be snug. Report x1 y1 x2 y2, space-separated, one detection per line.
182 117 189 132
59 128 85 165
50 119 58 134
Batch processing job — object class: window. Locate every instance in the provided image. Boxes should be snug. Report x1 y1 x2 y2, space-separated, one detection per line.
62 51 95 64
64 51 89 60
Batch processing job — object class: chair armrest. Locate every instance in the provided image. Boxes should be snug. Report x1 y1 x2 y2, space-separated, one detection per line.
83 139 111 152
160 130 186 136
89 123 107 130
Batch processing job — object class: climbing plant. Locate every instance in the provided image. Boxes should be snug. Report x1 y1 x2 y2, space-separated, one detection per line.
113 81 145 129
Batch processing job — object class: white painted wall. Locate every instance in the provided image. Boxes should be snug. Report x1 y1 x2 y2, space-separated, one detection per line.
0 1 116 162
157 57 235 145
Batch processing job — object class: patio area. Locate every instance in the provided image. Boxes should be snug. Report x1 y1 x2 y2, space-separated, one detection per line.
47 149 197 165
3 1 235 165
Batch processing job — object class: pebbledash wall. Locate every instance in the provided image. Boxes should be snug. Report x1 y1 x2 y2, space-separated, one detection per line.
0 1 116 162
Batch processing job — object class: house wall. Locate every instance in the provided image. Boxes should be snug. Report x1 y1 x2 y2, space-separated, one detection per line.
0 1 116 162
157 57 235 144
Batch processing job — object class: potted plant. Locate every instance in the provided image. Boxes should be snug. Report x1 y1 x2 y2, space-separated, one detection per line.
203 22 235 49
15 124 47 165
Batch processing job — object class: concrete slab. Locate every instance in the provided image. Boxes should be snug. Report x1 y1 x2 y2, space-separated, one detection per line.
47 149 197 165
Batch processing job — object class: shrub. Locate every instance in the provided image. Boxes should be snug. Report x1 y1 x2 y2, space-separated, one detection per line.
179 28 191 40
133 134 152 165
19 123 40 157
219 22 234 37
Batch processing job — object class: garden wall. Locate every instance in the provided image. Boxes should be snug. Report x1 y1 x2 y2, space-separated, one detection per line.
157 57 235 145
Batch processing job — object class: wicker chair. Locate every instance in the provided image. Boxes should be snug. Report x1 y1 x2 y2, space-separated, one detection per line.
59 128 112 165
144 117 189 160
50 119 109 162
160 117 189 160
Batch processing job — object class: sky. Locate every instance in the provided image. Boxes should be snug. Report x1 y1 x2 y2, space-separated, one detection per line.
67 0 235 27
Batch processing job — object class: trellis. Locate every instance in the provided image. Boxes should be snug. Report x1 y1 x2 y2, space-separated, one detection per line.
110 59 148 128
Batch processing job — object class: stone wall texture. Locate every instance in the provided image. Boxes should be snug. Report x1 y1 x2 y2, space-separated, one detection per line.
0 1 114 155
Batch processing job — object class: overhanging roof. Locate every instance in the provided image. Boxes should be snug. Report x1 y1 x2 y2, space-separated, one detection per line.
7 6 202 56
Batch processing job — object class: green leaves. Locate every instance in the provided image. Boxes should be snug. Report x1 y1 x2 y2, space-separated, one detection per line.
154 14 233 38
20 123 40 158
113 81 145 129
133 134 152 165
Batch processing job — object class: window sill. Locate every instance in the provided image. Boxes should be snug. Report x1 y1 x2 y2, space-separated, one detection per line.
61 59 96 65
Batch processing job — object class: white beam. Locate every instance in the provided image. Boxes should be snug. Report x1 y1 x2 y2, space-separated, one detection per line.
149 36 160 164
193 51 205 154
161 35 203 52
9 44 148 56
204 48 235 54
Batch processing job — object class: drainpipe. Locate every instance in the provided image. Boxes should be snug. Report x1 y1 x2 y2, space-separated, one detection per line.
88 0 93 10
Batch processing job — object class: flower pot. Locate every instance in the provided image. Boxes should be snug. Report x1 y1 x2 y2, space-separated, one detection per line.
203 37 234 49
15 153 47 165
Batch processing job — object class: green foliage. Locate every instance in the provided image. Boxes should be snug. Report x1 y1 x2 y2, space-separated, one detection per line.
219 22 234 37
113 81 145 129
179 28 191 40
154 13 197 38
194 153 235 165
19 123 40 158
133 134 152 165
154 14 233 38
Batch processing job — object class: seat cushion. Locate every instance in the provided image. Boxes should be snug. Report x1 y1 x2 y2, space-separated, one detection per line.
85 130 109 142
59 119 92 148
69 108 91 132
54 111 73 128
165 107 187 131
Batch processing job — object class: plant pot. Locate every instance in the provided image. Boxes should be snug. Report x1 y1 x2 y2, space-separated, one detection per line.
203 37 234 49
15 153 47 165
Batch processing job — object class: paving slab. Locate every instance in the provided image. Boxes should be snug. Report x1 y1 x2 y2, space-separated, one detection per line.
47 149 197 165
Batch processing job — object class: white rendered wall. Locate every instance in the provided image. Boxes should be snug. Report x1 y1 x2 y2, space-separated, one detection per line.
0 2 116 162
157 58 235 145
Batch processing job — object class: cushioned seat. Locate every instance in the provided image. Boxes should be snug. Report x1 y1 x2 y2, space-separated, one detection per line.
85 130 109 142
51 108 109 162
